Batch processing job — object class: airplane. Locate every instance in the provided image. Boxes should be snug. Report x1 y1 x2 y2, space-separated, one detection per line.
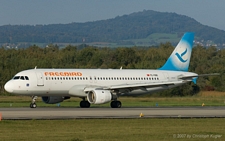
5 32 200 108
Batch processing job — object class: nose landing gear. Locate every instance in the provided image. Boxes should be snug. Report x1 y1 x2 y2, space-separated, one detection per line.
30 96 37 108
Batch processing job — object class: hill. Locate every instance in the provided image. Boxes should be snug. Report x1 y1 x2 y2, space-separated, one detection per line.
1 10 225 48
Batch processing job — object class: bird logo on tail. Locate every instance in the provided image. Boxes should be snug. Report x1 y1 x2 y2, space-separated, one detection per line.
175 48 188 63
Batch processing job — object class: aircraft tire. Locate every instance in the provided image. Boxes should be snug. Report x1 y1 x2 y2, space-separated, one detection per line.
80 101 90 108
30 103 37 108
110 101 122 108
84 101 90 108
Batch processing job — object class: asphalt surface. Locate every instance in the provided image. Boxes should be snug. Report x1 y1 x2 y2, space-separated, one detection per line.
0 107 225 119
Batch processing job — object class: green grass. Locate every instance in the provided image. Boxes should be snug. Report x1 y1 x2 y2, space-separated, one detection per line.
0 93 225 108
127 33 180 46
0 118 224 141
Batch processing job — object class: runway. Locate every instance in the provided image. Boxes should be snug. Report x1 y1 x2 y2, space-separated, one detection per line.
0 107 225 120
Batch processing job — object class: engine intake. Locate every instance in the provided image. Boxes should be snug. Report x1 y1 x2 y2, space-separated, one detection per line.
87 90 112 104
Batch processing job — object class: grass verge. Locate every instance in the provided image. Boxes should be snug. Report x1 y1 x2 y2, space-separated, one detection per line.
0 118 224 141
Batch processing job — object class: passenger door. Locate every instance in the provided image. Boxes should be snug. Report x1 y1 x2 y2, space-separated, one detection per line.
36 72 44 86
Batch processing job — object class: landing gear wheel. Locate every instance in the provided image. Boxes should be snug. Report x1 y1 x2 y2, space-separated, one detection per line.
80 101 90 108
110 101 122 108
30 103 37 108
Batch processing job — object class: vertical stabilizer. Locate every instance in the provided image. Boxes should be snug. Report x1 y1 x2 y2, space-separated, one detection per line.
159 32 194 71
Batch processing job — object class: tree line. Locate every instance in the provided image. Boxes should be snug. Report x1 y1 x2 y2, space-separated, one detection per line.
0 43 223 96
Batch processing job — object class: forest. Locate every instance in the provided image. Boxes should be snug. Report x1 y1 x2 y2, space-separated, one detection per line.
0 43 223 96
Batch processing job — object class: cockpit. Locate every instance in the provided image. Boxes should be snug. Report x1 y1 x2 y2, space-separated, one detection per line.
13 76 29 80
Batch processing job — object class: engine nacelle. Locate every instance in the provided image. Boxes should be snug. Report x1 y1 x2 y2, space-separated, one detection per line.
87 90 112 104
42 96 70 104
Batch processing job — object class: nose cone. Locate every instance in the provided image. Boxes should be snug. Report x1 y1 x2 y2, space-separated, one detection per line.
4 81 14 93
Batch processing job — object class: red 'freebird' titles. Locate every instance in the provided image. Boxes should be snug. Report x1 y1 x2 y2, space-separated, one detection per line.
44 72 82 76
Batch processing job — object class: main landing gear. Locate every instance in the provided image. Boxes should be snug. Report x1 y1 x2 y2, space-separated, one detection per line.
80 98 90 108
110 101 122 108
30 96 37 108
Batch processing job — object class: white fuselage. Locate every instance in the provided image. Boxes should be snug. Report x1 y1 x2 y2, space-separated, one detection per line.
4 69 197 97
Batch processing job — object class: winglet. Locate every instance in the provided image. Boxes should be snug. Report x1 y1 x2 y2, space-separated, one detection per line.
159 32 194 71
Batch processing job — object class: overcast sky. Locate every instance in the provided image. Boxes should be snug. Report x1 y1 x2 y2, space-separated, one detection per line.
1 0 225 30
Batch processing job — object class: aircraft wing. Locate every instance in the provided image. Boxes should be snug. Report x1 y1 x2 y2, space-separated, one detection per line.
102 81 184 90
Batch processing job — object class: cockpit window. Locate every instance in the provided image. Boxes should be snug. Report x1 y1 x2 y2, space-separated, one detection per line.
13 76 29 80
13 76 20 80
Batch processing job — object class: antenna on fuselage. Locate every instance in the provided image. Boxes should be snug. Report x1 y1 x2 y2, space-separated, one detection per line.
34 66 37 69
120 66 122 70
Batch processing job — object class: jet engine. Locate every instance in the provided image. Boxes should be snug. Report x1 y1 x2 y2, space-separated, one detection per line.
42 96 70 104
87 90 112 104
